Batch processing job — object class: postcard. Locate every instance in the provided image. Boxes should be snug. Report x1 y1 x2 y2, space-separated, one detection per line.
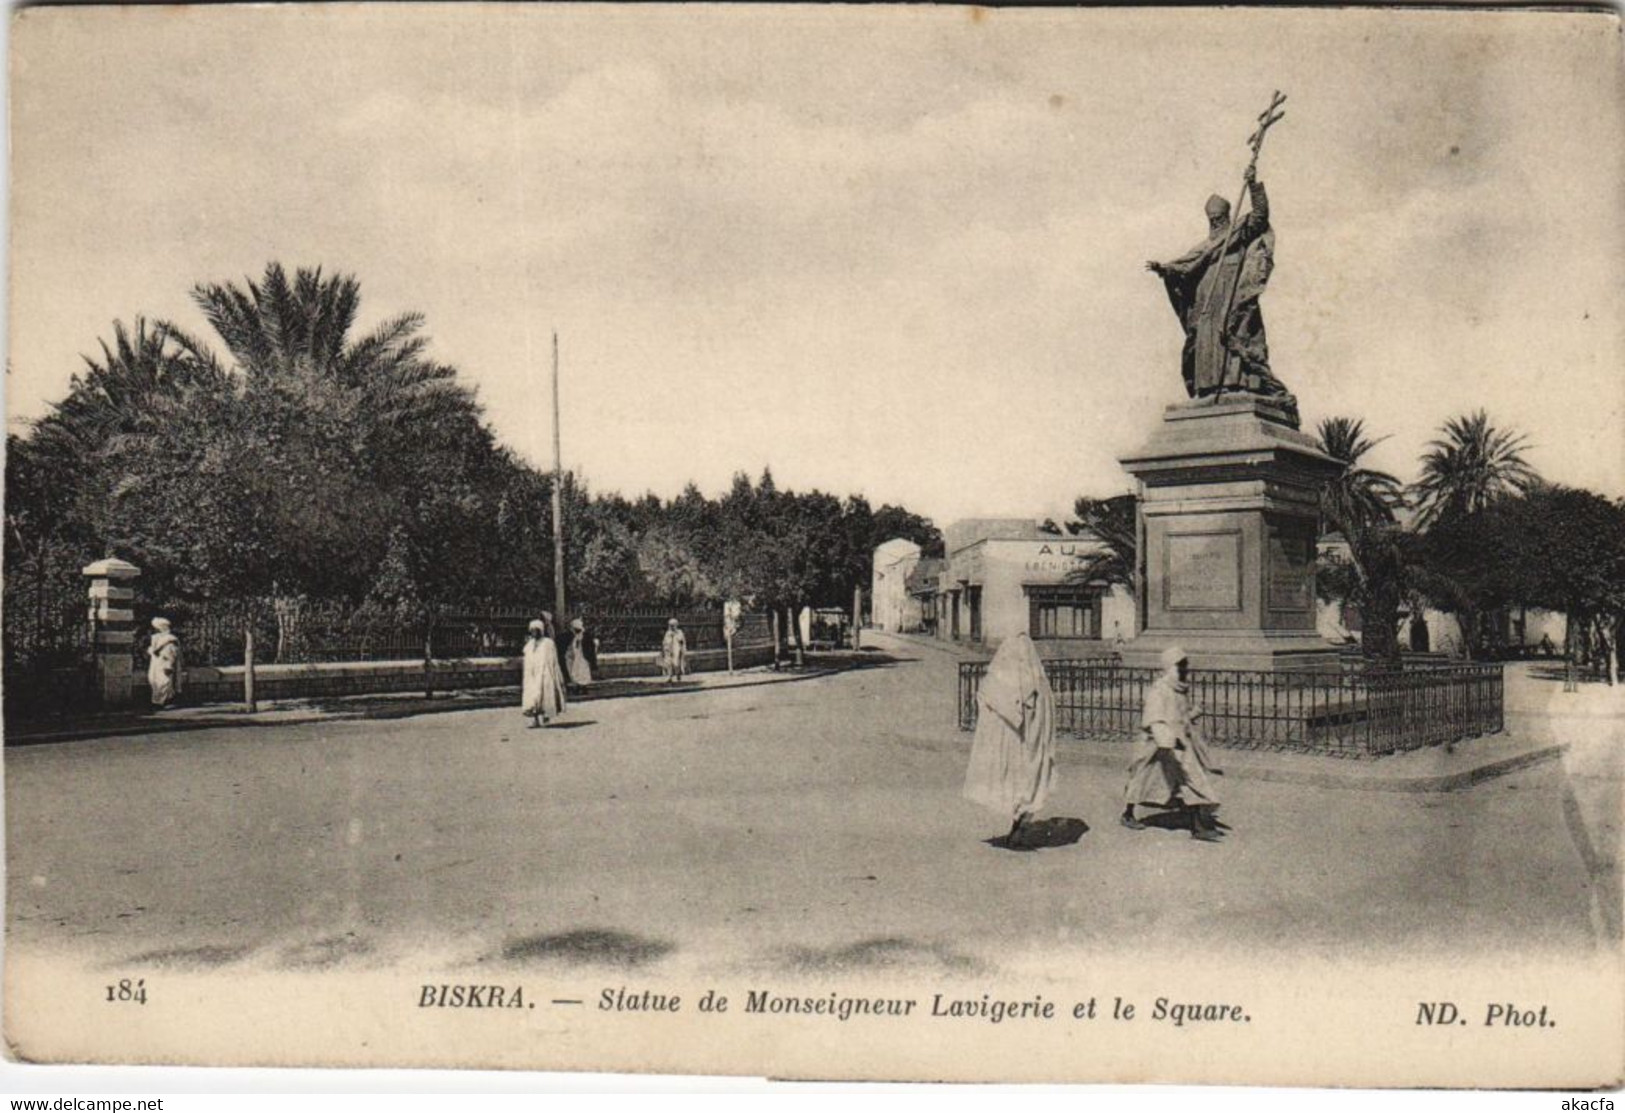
5 3 1622 1088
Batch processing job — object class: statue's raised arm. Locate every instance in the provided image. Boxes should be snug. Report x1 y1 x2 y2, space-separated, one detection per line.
1147 95 1296 419
1236 164 1268 239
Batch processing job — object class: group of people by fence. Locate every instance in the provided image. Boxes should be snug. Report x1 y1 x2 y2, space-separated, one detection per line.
141 609 696 720
963 635 1225 847
519 614 690 728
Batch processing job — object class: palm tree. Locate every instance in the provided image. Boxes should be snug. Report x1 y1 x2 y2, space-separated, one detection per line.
1410 409 1539 528
28 318 227 466
22 318 235 555
177 263 472 434
1316 416 1404 538
1315 417 1408 664
1406 411 1540 659
158 264 493 609
1066 494 1138 598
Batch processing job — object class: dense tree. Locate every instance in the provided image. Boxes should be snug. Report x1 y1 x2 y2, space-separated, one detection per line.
636 521 717 606
1403 411 1542 659
6 276 942 672
1493 486 1625 682
870 504 943 560
182 264 498 606
8 318 255 601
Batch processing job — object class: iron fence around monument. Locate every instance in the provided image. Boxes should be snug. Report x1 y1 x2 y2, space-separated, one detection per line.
956 659 1503 758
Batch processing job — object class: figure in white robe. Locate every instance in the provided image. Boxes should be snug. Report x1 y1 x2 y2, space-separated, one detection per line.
147 617 181 709
660 620 687 684
963 632 1056 845
565 618 594 687
521 618 567 727
1122 646 1224 841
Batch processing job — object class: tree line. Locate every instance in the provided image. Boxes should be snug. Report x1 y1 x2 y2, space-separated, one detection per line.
1070 412 1625 681
4 264 942 664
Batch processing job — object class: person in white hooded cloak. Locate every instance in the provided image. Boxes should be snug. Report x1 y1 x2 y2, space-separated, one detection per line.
1121 646 1224 841
564 617 594 688
521 617 567 728
147 617 181 709
962 632 1056 846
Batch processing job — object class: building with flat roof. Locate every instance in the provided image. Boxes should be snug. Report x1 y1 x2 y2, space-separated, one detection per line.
870 538 923 633
928 519 1136 655
904 558 944 636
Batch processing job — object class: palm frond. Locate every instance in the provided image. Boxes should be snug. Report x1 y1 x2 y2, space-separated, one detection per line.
1410 409 1539 527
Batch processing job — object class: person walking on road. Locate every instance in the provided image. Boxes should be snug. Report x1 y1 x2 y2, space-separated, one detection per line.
963 632 1056 848
563 617 595 689
521 617 567 728
660 618 687 684
1122 646 1225 842
147 617 182 709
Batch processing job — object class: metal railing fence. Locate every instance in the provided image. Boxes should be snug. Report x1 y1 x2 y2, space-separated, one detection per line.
128 600 775 668
958 658 1503 757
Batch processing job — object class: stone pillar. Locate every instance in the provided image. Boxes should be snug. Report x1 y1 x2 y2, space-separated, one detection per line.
82 558 141 705
1118 397 1344 672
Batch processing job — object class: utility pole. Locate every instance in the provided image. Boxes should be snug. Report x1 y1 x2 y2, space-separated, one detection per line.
551 331 567 621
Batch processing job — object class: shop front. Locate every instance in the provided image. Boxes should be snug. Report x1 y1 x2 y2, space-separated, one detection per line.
939 521 1135 654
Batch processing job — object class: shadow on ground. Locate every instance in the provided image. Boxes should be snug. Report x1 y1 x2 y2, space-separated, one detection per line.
495 928 674 969
1124 808 1234 836
7 654 911 745
1525 663 1610 684
279 934 375 970
781 936 977 975
984 816 1090 852
797 651 913 670
120 943 254 970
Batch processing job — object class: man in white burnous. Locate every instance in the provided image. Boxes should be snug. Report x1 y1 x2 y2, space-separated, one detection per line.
1121 647 1224 842
963 632 1056 848
660 618 687 684
521 617 567 729
146 617 182 709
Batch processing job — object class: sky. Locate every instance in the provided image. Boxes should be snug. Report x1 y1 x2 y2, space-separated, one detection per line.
8 5 1624 529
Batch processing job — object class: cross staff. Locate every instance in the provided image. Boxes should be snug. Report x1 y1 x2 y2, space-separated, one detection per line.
1211 91 1287 399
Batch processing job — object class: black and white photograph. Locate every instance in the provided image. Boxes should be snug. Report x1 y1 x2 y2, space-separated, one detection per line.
3 2 1622 1091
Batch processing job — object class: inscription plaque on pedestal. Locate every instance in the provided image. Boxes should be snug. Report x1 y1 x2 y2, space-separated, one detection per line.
1165 530 1242 611
1266 534 1313 612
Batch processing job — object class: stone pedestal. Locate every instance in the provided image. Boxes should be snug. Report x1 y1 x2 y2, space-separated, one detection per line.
82 557 141 705
1118 396 1343 671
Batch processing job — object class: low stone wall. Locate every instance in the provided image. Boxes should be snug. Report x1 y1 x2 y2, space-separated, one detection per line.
148 643 778 705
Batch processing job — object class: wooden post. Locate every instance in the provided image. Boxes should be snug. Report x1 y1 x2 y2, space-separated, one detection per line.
243 626 257 712
1564 613 1579 694
424 615 435 699
852 584 862 651
771 610 781 670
